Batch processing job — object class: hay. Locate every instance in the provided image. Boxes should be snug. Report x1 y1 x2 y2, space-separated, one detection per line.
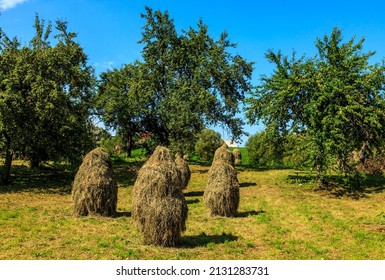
204 162 240 217
183 154 190 161
132 146 188 246
212 143 235 166
232 148 242 165
175 153 191 189
71 147 117 217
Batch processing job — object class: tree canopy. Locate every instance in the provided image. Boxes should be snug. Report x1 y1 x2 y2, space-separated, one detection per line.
0 15 95 184
247 27 385 185
97 7 253 154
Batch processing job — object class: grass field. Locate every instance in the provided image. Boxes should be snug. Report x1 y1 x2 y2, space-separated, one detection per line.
1 158 385 260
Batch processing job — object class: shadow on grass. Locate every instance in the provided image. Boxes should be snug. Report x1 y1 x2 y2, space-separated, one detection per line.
287 171 315 184
184 191 204 197
0 164 75 194
186 198 200 205
0 159 142 194
237 210 265 218
239 182 257 188
308 173 385 199
235 164 294 172
113 162 142 188
115 211 132 218
178 232 238 248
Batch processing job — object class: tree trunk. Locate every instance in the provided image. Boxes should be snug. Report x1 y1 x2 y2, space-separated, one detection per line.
30 152 41 169
315 152 326 188
1 132 13 185
359 141 369 164
125 130 133 158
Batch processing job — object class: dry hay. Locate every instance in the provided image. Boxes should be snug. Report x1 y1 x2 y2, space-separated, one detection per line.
132 146 188 246
175 153 191 189
212 143 235 166
71 147 117 217
232 148 242 165
204 162 240 217
183 154 190 161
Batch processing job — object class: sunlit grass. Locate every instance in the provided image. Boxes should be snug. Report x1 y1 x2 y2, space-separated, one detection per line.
1 160 385 259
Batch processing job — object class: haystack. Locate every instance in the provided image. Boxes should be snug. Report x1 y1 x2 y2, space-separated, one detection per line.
204 145 240 217
213 143 235 166
132 146 188 246
183 154 190 161
175 153 191 189
71 147 117 217
232 148 242 165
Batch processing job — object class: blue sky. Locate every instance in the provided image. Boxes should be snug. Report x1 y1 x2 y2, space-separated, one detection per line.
2 0 385 145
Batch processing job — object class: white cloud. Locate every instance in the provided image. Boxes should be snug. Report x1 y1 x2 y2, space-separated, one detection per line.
0 0 28 11
93 61 115 71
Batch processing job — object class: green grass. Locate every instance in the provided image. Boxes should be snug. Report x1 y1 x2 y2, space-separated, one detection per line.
1 159 385 259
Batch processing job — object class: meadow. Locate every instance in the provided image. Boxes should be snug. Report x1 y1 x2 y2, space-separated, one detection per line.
1 156 385 260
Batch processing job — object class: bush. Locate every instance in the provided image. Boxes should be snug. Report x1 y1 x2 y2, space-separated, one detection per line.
100 135 124 156
194 129 223 162
245 130 283 166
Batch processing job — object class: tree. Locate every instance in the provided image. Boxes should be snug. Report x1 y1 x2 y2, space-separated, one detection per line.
0 30 22 184
0 15 95 184
194 128 223 162
247 28 385 186
123 7 252 154
245 125 284 166
97 63 150 157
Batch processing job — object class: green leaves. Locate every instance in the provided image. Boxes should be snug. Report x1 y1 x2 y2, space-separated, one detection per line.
141 8 252 146
98 7 253 155
0 14 95 172
247 28 385 183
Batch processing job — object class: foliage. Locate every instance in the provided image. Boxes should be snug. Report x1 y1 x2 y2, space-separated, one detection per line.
99 135 123 156
0 15 95 184
282 132 313 168
194 129 223 162
97 63 150 157
97 7 253 155
245 126 285 166
247 27 385 185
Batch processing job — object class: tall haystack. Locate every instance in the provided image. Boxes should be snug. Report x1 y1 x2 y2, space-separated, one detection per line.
204 144 240 217
175 153 191 189
132 146 188 246
71 147 117 217
232 148 242 165
213 143 235 166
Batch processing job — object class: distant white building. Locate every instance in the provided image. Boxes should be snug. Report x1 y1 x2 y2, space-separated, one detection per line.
224 140 238 148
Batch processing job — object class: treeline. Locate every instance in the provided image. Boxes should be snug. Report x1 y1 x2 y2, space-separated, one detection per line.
2 7 385 187
0 8 252 185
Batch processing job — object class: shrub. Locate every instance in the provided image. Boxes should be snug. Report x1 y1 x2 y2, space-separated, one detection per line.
194 129 223 162
246 130 283 166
